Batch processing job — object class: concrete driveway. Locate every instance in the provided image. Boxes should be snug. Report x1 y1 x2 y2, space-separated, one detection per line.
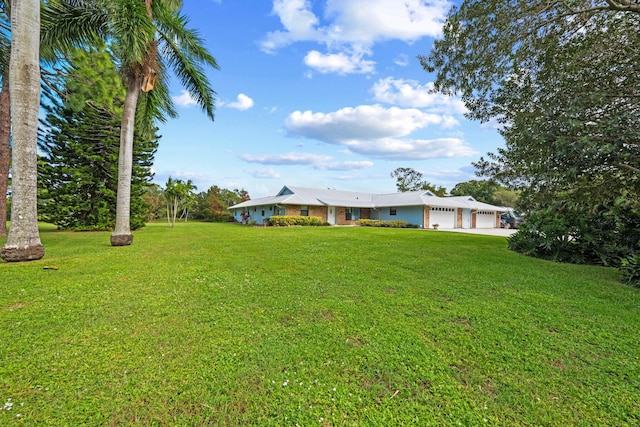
439 228 518 237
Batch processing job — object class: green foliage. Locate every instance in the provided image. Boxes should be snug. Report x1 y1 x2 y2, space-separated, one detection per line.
424 2 640 275
266 215 325 227
191 185 248 222
508 205 640 271
162 177 197 227
0 222 638 425
356 219 418 228
620 253 640 288
38 45 157 231
391 167 447 195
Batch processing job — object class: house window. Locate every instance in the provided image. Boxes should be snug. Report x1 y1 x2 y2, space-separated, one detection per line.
390 207 397 216
300 205 309 216
261 210 265 216
346 207 360 221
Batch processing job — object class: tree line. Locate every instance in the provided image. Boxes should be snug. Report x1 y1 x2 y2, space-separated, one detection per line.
391 167 518 207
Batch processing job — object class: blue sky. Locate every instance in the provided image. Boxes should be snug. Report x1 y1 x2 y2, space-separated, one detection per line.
153 0 502 198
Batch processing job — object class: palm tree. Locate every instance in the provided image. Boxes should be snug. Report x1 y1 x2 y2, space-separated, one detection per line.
105 0 218 246
0 1 11 238
41 0 218 245
0 0 45 261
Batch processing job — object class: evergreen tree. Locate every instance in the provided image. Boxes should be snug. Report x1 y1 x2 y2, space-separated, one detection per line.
38 45 157 231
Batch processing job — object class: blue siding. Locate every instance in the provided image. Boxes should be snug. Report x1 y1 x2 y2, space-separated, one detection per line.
378 206 424 227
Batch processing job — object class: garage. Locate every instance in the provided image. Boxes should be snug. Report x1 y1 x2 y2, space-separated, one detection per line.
429 206 457 228
476 210 496 228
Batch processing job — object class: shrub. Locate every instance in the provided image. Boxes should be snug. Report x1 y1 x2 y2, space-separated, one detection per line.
356 219 417 228
620 253 640 288
266 215 325 227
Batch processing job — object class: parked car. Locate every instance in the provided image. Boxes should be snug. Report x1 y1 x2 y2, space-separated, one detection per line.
500 212 524 229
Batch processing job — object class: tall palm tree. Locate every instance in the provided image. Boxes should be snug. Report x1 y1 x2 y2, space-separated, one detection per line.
106 0 218 246
0 0 45 261
0 1 11 238
41 0 218 246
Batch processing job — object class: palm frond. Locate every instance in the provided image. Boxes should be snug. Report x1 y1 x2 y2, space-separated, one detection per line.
106 0 156 77
154 3 218 120
41 0 108 57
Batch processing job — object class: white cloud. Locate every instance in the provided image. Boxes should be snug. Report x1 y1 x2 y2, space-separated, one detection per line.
304 50 375 74
261 0 450 51
371 77 467 114
240 152 374 171
284 104 474 160
260 0 451 75
246 168 281 179
319 161 374 171
394 54 410 67
341 137 476 160
227 94 255 111
172 90 197 107
240 152 333 165
323 0 450 44
286 104 457 142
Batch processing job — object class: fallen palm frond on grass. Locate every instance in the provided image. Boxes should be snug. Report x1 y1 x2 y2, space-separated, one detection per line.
1 222 638 426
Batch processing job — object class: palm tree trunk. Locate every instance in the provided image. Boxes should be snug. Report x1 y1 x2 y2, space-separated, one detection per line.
110 77 140 246
1 0 44 262
0 65 10 238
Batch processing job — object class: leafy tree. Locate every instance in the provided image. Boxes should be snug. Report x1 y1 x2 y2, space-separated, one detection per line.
0 0 44 261
141 183 165 221
450 180 499 204
38 45 158 231
450 179 518 206
391 167 446 195
191 186 249 222
422 1 640 275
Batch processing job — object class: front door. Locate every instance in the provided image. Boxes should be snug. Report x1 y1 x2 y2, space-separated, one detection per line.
462 209 472 229
327 206 336 225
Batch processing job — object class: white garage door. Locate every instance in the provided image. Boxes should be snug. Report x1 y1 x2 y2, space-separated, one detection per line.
476 211 496 228
430 207 456 228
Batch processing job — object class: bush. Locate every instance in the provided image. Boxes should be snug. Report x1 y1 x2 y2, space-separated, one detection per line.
266 215 325 227
620 253 640 288
356 219 418 228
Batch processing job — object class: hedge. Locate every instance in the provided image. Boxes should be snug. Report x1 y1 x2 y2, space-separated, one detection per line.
356 219 418 228
266 215 326 227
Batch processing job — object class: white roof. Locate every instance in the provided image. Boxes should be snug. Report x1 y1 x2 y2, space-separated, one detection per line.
229 185 508 212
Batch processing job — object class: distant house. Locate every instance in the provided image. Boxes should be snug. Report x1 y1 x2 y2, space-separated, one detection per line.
229 186 507 229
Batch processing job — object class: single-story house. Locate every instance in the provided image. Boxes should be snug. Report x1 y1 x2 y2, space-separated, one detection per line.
229 185 508 229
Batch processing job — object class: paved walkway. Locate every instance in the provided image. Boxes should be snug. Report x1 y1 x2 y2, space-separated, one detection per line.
438 228 518 237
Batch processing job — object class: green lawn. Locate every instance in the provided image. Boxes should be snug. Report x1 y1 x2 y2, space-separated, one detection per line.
1 222 639 426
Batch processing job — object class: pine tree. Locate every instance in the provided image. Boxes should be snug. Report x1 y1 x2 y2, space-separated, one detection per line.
39 45 157 231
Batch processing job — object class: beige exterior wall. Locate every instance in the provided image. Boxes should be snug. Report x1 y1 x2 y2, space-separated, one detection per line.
457 208 463 228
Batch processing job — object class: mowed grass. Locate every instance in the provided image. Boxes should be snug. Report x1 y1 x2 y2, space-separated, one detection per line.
1 222 639 426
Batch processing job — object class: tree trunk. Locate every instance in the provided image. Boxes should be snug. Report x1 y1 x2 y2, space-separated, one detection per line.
1 0 44 262
110 77 140 246
0 65 10 238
